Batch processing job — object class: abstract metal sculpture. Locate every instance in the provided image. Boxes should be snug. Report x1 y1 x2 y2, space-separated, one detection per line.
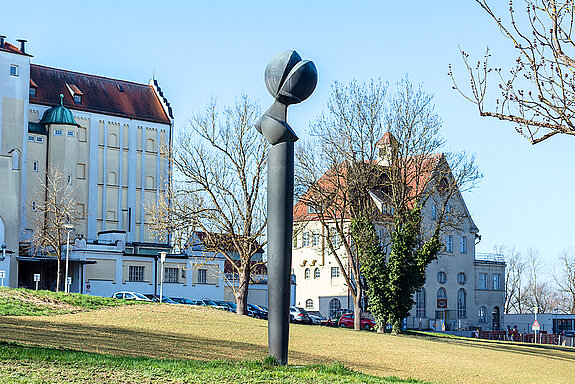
256 50 317 365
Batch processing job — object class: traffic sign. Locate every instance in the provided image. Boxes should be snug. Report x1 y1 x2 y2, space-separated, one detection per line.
33 274 40 282
532 320 540 331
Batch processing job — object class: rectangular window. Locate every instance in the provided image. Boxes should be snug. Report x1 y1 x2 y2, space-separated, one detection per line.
54 129 63 136
302 231 310 247
478 273 488 290
128 266 144 282
198 269 207 284
29 88 36 97
10 65 18 76
330 228 339 249
460 236 467 254
312 230 320 247
67 130 75 138
32 161 38 172
73 94 82 104
493 274 501 290
165 267 179 283
331 266 340 278
76 203 85 219
36 136 44 143
446 235 453 253
28 135 35 142
431 204 437 219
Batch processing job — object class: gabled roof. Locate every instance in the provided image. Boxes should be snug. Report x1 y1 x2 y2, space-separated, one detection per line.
29 64 171 125
294 152 444 222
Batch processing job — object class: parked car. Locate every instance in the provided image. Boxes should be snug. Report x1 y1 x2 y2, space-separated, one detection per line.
309 313 327 325
144 294 179 304
325 308 353 327
338 313 376 330
112 291 152 302
170 297 197 305
290 306 312 324
247 304 267 319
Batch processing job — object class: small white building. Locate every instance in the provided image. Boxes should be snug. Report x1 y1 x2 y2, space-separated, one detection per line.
504 313 575 335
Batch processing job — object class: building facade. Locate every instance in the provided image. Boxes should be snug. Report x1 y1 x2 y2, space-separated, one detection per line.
0 36 173 290
292 136 506 331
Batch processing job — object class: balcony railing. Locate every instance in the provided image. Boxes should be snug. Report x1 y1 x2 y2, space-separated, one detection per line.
475 252 505 263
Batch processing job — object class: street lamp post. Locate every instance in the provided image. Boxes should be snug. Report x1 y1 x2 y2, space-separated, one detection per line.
159 252 166 302
553 307 560 344
63 224 74 294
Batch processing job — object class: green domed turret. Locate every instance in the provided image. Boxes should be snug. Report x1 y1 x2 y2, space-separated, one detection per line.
39 94 79 126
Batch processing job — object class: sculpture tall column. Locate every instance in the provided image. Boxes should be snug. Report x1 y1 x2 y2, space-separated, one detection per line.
255 50 317 365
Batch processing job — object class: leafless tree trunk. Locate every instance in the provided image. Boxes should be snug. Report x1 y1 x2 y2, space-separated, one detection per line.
28 168 79 292
450 0 575 144
148 96 267 315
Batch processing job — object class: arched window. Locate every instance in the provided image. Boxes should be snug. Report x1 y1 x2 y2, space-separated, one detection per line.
437 287 447 298
314 268 320 279
478 306 487 323
457 272 467 285
492 306 501 330
304 268 310 279
329 298 341 317
457 288 466 318
437 287 447 309
305 299 313 309
416 288 426 317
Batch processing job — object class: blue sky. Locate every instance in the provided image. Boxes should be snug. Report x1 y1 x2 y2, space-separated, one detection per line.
4 1 574 271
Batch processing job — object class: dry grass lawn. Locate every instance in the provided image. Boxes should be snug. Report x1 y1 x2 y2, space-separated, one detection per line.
0 304 572 384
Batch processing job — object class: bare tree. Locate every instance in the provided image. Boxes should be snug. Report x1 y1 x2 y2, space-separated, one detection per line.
450 0 575 144
555 248 575 313
524 248 560 313
28 168 79 292
296 78 481 331
148 96 267 315
495 245 528 314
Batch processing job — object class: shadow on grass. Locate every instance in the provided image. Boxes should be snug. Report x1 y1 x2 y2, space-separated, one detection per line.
402 331 575 363
0 316 369 372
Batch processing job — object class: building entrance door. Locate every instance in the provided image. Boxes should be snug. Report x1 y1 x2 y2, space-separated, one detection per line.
492 306 501 330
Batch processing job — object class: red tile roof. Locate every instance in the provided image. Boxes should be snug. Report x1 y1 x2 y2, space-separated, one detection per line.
30 64 171 125
0 41 31 56
294 153 444 222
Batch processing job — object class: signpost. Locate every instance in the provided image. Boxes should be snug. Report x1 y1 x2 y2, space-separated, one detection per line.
533 307 540 343
34 273 40 290
67 276 72 292
0 270 5 287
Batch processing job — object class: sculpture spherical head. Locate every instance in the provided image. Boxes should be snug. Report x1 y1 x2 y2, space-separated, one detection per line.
264 50 317 105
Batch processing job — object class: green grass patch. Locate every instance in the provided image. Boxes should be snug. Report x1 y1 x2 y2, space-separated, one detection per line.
0 342 426 384
0 287 138 316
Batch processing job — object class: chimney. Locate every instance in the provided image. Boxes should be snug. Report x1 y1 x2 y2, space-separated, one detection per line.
16 39 26 54
0 36 5 49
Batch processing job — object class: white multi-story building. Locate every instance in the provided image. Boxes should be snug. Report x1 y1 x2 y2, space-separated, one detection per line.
0 36 173 291
292 136 505 331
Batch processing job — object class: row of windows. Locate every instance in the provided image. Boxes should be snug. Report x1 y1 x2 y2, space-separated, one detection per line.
444 235 467 253
437 271 467 285
478 273 502 290
28 135 44 143
415 288 468 318
127 265 203 283
304 266 340 279
299 228 340 249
